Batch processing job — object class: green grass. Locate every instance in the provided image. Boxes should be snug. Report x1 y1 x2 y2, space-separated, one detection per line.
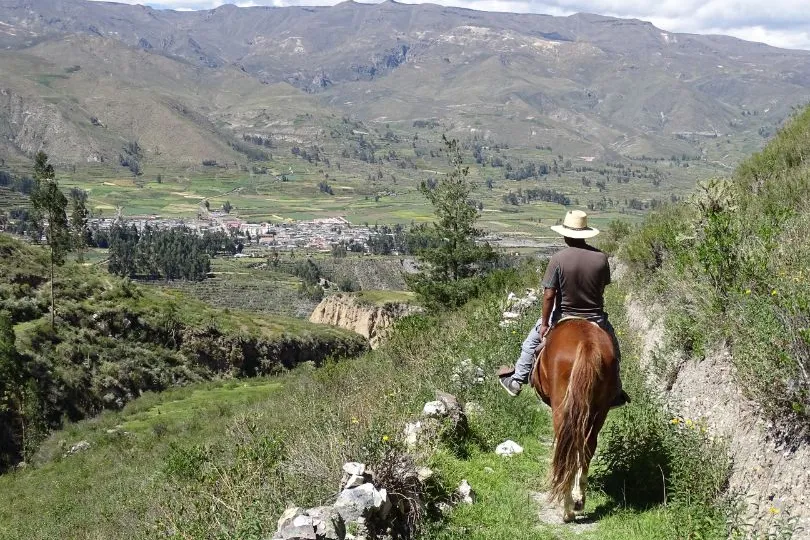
354 289 416 306
118 380 281 433
0 378 282 540
0 264 730 539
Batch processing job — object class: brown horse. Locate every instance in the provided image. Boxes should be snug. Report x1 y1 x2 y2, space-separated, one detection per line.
530 318 619 523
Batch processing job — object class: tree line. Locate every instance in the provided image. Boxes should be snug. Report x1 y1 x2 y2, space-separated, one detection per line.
107 224 238 281
502 187 571 206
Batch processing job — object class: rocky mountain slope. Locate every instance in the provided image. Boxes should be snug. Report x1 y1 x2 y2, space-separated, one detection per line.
1 0 810 166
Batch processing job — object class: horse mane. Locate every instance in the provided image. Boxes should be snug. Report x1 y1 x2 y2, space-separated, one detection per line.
549 332 603 503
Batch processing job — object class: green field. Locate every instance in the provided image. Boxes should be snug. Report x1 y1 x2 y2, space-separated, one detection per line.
354 289 416 306
50 118 726 238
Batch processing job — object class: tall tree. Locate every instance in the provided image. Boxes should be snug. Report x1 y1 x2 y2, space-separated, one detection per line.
30 152 69 329
407 136 497 309
68 188 90 263
0 312 21 469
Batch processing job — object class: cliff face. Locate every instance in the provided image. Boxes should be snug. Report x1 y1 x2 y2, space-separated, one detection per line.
310 293 421 349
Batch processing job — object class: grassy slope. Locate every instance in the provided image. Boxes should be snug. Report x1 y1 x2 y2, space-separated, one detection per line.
0 267 727 539
0 233 367 475
619 105 810 430
0 379 282 539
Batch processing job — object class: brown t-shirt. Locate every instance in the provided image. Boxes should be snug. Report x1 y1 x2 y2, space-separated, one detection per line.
542 244 610 319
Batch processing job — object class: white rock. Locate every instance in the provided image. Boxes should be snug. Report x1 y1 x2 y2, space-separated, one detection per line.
403 421 422 447
344 474 365 489
416 467 434 482
457 479 474 504
342 462 366 477
375 488 392 519
507 292 517 303
422 400 447 418
292 514 315 528
495 440 524 457
277 507 304 530
67 440 91 455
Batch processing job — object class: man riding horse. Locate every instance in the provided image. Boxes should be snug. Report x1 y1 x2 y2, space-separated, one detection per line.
499 209 630 408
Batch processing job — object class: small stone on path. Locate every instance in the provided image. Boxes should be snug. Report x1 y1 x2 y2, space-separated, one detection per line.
495 440 524 456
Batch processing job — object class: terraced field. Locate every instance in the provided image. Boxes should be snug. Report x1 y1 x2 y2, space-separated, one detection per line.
52 120 717 238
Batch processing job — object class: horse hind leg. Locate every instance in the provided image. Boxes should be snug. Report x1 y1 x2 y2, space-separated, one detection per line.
561 467 583 523
563 487 576 523
571 467 585 514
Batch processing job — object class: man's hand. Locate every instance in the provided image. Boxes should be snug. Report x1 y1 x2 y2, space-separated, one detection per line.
538 323 550 340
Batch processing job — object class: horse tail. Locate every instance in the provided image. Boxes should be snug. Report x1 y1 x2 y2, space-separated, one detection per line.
550 339 601 503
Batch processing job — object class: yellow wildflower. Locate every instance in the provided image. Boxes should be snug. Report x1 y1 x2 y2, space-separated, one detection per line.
670 418 681 425
685 419 694 428
382 435 390 442
351 417 359 424
771 289 778 296
744 289 751 295
768 506 780 515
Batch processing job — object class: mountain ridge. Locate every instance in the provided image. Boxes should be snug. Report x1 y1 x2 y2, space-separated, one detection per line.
1 0 809 168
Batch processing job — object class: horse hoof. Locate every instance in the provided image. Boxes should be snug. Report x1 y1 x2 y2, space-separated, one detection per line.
574 500 584 512
563 512 575 523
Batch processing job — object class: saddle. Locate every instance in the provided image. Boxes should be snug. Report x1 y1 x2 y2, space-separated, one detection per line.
497 316 594 406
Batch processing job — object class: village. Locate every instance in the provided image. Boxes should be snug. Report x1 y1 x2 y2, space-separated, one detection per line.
87 213 378 251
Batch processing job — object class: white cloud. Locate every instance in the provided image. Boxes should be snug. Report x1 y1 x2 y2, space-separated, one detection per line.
117 0 810 50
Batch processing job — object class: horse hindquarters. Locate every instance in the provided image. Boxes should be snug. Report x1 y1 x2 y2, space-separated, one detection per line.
550 339 601 517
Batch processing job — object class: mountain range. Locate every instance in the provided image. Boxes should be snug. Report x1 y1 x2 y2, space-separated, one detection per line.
1 0 810 167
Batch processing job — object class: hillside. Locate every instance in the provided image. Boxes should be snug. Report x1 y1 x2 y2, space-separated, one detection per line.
0 266 733 539
1 0 809 166
0 233 367 470
0 34 330 166
617 104 810 533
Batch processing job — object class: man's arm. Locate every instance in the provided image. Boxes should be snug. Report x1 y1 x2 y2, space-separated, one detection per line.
538 287 557 339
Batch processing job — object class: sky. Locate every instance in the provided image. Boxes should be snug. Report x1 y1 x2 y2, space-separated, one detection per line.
137 0 810 50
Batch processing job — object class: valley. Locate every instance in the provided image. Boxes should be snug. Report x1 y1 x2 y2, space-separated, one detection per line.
1 1 810 538
3 0 810 241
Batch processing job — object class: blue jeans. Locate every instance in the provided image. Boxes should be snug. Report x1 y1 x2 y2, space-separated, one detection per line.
512 313 620 384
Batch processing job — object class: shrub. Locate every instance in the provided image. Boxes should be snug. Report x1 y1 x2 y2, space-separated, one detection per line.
620 106 810 432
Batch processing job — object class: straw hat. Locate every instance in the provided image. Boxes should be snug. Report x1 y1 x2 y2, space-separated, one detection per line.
550 210 600 239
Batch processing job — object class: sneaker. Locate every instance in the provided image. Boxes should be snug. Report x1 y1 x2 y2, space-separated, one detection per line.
609 390 631 409
500 375 523 397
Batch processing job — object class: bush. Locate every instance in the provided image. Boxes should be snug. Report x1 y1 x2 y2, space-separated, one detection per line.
619 106 810 432
619 204 694 277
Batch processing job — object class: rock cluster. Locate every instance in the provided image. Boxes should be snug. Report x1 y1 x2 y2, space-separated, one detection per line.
404 391 468 450
273 463 391 540
499 289 539 328
273 391 473 540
